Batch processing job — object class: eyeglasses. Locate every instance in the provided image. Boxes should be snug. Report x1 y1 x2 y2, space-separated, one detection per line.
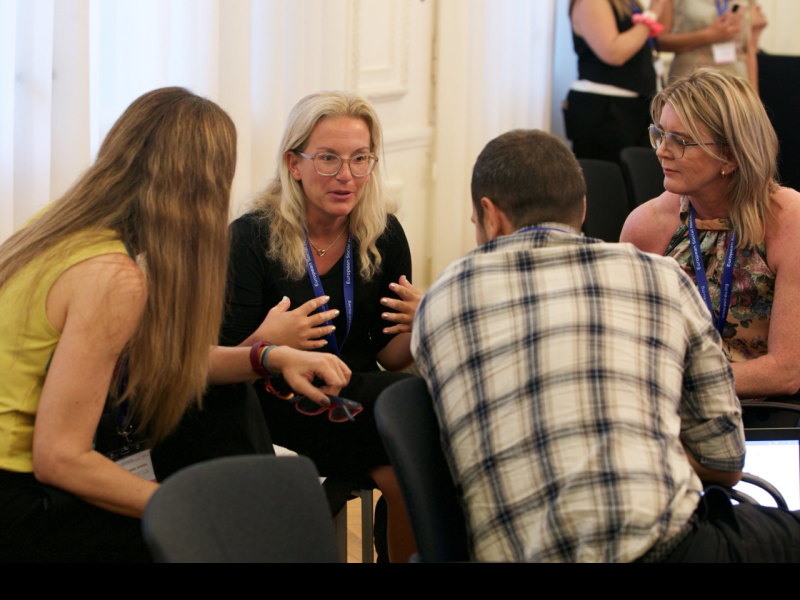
649 125 719 159
294 395 363 423
295 151 378 177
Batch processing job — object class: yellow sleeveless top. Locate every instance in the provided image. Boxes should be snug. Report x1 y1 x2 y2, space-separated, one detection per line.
0 231 128 473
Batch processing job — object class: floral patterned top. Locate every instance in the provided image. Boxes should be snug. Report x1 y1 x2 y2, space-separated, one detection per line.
666 197 774 363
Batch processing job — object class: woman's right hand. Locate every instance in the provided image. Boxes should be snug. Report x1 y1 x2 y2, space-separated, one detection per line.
252 296 339 350
266 346 352 405
707 10 745 43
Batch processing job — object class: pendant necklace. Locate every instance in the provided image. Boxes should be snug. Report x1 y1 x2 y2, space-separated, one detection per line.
308 219 349 257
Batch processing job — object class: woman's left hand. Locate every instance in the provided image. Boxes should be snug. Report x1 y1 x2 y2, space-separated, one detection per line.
381 275 422 335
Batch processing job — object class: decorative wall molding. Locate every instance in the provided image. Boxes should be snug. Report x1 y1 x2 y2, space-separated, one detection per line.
382 125 433 154
348 0 411 102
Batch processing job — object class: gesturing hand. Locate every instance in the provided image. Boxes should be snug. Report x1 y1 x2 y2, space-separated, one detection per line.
266 346 351 406
381 275 422 335
709 11 745 43
254 296 339 350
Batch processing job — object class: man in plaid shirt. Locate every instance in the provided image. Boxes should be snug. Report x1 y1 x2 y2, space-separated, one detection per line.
411 130 800 562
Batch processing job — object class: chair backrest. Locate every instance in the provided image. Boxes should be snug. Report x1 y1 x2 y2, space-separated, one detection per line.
579 158 630 242
142 455 339 563
619 147 664 209
741 401 800 429
375 377 471 562
758 53 800 192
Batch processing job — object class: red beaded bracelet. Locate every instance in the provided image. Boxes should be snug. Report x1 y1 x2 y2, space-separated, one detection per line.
632 12 664 37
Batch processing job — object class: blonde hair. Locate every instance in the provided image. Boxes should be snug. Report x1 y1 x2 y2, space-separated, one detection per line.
0 87 237 442
569 0 642 18
652 68 779 249
253 91 392 281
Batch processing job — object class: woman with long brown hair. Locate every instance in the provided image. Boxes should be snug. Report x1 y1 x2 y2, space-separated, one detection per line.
0 87 349 562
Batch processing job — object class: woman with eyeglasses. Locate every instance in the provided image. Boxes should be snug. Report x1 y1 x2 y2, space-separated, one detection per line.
216 90 419 562
0 88 350 563
621 68 800 402
563 0 668 164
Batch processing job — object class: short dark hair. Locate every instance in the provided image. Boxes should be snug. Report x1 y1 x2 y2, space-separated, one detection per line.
471 129 586 229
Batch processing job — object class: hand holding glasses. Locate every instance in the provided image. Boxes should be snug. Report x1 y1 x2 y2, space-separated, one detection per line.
649 125 720 159
293 395 363 423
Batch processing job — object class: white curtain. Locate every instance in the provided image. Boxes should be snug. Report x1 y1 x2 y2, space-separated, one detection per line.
430 0 557 278
1 0 558 268
0 0 364 244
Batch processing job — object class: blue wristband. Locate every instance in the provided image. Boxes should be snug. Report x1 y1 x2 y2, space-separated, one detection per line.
260 344 278 377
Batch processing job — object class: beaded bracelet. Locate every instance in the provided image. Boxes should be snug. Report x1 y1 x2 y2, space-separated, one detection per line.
632 12 664 38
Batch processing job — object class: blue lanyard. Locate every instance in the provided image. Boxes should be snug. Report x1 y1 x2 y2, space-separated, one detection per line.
631 2 657 52
687 204 736 337
715 0 729 16
518 226 572 235
303 234 354 357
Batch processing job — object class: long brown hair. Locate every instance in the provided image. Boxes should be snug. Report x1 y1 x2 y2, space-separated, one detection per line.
0 87 237 442
651 68 779 249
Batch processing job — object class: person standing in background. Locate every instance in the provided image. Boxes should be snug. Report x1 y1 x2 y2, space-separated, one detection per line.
659 0 768 93
564 0 668 164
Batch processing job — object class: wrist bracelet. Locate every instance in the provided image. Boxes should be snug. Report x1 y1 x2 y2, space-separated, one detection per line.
250 341 271 378
259 344 278 377
250 341 294 399
632 13 664 37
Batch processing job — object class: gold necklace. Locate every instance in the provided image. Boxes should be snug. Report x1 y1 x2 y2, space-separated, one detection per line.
308 220 349 257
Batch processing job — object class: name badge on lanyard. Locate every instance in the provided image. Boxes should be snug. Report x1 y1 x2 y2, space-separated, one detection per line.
688 204 736 338
304 234 354 357
712 0 738 64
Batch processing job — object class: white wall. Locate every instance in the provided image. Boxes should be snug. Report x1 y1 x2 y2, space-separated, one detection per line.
3 0 797 287
759 0 800 55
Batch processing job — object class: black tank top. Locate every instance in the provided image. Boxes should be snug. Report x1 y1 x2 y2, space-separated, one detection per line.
572 3 656 97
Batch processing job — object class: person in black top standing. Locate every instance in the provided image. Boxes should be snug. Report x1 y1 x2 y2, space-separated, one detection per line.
221 91 420 563
564 0 668 163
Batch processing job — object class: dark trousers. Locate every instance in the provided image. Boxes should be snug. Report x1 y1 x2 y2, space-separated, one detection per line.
151 381 274 481
563 90 652 164
664 487 800 563
0 471 151 563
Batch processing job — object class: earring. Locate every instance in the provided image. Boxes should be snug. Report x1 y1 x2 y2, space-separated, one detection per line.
721 170 726 177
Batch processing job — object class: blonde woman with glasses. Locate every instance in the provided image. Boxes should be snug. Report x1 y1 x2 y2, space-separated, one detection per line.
621 68 800 402
216 90 419 562
0 88 350 563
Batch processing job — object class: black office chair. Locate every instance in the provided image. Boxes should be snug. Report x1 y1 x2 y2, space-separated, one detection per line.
142 455 339 563
579 158 631 242
729 473 790 510
375 377 471 563
759 52 800 192
619 147 664 210
741 401 800 429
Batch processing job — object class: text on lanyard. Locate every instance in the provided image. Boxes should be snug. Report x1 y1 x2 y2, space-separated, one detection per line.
688 204 736 337
303 234 354 357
